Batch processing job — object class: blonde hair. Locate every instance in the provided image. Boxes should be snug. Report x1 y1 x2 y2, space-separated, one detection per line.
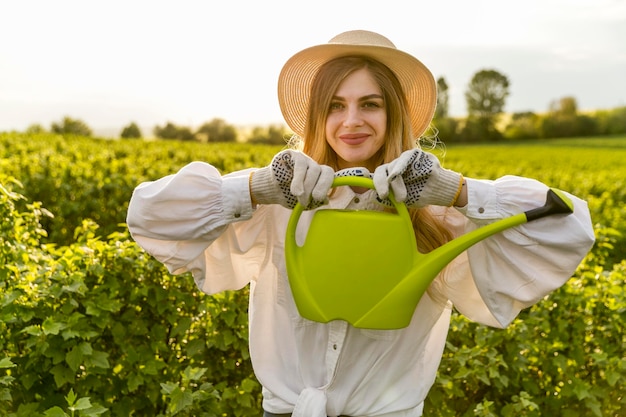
293 56 452 253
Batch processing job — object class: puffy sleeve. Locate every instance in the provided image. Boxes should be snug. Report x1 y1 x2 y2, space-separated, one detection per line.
126 161 264 293
435 175 595 328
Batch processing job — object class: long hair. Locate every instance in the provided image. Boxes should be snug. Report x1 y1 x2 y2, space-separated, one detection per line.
294 55 452 253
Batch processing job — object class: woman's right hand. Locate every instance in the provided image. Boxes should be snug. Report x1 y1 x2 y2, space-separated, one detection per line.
249 150 334 209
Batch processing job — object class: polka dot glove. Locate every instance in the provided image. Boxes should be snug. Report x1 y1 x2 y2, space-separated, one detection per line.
250 150 334 209
373 149 463 208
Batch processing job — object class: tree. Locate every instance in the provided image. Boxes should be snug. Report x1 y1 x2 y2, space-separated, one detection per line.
541 96 598 138
550 96 577 117
594 106 626 135
51 116 92 137
196 118 238 143
247 124 290 145
465 69 510 118
503 112 540 140
25 124 46 134
432 77 459 141
153 122 178 140
120 122 142 139
463 69 510 141
435 77 449 119
153 122 195 141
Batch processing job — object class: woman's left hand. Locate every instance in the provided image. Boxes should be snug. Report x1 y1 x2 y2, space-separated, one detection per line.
373 149 463 208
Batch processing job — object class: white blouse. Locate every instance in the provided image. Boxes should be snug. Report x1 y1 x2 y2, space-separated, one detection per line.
126 161 595 417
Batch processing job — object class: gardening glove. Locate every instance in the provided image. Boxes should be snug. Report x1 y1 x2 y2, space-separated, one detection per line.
373 149 463 208
249 150 334 209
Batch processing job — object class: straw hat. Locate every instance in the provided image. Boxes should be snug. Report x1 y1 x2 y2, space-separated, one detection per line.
277 30 437 138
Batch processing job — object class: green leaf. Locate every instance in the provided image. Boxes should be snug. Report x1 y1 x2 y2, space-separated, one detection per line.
44 406 69 417
183 366 207 382
240 377 259 392
42 318 64 335
605 369 621 386
573 381 591 400
160 382 178 395
61 329 81 340
453 366 471 379
79 342 93 355
51 365 74 388
171 317 192 337
81 405 108 416
185 338 205 357
21 325 42 336
128 373 144 392
16 402 41 416
111 322 126 342
66 346 83 372
141 359 159 375
168 387 193 415
68 397 92 411
0 357 16 369
65 388 77 406
62 280 85 294
85 304 100 317
0 386 12 401
20 372 39 390
87 351 110 369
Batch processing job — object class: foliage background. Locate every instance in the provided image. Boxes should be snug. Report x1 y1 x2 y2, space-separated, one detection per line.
1 132 625 416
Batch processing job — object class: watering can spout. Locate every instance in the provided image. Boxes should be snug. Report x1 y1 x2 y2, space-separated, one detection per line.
354 188 574 327
285 177 574 330
420 188 574 280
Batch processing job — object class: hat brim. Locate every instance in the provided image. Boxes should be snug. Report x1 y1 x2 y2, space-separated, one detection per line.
278 43 436 138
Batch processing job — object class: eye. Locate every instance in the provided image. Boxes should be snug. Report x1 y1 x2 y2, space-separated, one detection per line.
362 99 383 110
329 101 344 111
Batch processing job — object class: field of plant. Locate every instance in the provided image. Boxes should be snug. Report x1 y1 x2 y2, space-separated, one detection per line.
1 132 625 416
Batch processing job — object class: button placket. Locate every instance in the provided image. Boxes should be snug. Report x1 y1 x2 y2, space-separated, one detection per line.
325 321 348 381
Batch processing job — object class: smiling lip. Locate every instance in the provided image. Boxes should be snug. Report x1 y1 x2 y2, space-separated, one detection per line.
339 133 369 145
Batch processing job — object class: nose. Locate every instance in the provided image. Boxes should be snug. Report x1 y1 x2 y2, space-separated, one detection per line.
343 104 364 128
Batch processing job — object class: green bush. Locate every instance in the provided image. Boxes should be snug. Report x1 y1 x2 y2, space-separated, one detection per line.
2 133 625 416
425 225 626 416
0 178 260 416
0 132 280 246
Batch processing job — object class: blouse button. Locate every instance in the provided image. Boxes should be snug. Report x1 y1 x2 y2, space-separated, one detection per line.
333 344 338 350
234 212 241 218
478 207 485 214
353 197 360 204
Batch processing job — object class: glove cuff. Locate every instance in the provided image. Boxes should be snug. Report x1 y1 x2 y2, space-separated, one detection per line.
426 169 464 207
249 167 280 206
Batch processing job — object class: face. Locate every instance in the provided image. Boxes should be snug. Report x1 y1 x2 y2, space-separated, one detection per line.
325 68 387 171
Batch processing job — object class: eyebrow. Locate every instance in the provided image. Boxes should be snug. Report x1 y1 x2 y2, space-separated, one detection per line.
331 93 384 101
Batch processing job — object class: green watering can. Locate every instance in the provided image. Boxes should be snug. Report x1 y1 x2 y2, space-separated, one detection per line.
285 176 574 330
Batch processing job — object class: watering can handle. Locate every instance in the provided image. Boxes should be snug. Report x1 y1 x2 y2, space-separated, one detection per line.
288 175 410 230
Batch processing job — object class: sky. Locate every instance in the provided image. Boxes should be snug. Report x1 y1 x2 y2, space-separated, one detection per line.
1 0 625 136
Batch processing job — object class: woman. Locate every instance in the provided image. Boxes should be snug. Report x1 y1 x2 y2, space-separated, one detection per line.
127 30 595 417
